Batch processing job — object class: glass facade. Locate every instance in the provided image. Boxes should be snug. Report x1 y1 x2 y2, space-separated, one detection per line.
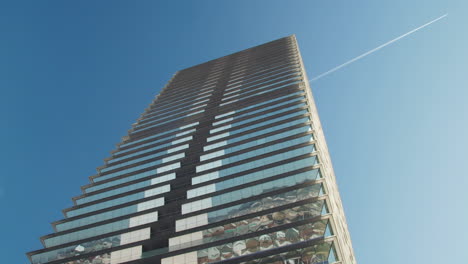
27 35 355 264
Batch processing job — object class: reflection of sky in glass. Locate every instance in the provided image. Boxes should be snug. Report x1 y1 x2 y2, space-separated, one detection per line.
32 233 120 264
208 184 323 222
196 220 329 263
169 201 326 252
240 241 335 264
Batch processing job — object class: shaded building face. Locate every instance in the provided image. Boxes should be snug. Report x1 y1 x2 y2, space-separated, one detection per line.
28 36 355 264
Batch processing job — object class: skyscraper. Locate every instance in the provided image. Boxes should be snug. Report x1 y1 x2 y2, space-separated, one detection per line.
28 35 356 264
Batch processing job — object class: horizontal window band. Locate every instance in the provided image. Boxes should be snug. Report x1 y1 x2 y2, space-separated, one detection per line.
65 185 170 218
225 64 301 94
168 209 328 253
110 137 192 164
177 179 324 221
216 83 304 114
43 207 160 244
209 101 307 135
54 199 163 233
220 76 303 106
182 167 321 215
96 153 184 182
203 122 313 158
137 102 207 128
143 93 210 119
213 90 305 123
207 108 309 142
118 121 198 150
143 93 211 119
227 59 300 86
83 170 177 197
173 196 326 238
190 154 318 200
227 53 298 81
228 56 299 84
75 170 178 205
128 112 203 139
197 134 314 173
144 216 330 261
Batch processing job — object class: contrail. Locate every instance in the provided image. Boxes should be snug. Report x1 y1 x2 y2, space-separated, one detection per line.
310 13 448 82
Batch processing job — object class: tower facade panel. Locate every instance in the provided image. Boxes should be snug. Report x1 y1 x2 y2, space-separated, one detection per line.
28 36 356 264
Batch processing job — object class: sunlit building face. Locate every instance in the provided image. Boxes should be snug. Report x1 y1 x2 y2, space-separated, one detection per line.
27 35 355 264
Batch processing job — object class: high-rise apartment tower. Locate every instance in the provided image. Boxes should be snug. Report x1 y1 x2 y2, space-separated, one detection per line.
28 35 355 264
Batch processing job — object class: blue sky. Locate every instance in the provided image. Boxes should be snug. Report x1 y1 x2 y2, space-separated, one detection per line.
1 1 467 263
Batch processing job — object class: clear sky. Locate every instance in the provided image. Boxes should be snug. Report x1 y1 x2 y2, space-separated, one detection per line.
1 1 467 263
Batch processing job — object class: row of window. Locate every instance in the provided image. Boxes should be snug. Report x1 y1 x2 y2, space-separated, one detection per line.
226 60 298 88
191 220 329 264
226 50 298 85
214 110 235 120
86 168 175 193
119 121 197 149
96 153 184 183
210 102 306 135
237 240 336 264
143 84 212 118
212 94 304 127
220 78 302 107
207 110 308 142
133 108 204 134
157 73 216 96
143 89 210 120
141 85 212 122
44 211 158 248
197 134 313 173
78 169 176 205
114 130 194 160
102 144 188 173
225 60 300 92
171 67 222 87
205 117 310 152
141 102 202 128
182 169 321 215
161 240 336 264
57 198 164 232
189 156 318 199
201 125 310 162
138 100 206 128
165 66 223 96
138 98 206 127
143 81 214 119
222 66 301 100
141 96 204 123
32 227 150 264
226 60 300 90
221 82 304 118
110 137 191 164
87 169 176 195
176 184 324 233
194 145 316 188
67 184 169 217
170 200 325 252
212 89 302 123
33 232 121 264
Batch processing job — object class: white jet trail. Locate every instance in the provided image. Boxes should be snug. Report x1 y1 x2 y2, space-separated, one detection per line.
310 13 448 82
